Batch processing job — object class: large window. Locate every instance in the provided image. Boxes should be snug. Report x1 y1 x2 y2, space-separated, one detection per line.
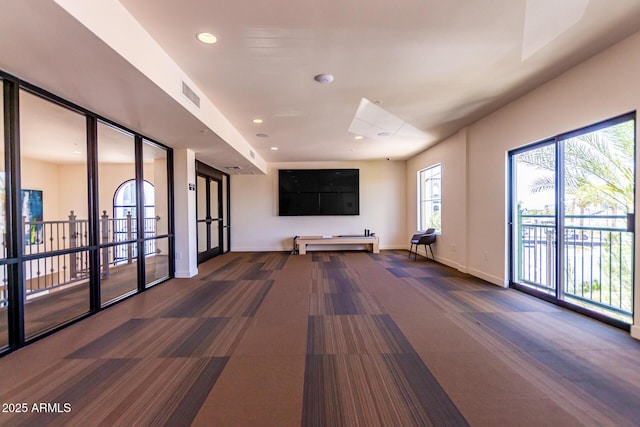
418 164 442 233
0 72 174 354
98 122 138 304
142 140 170 287
20 89 90 338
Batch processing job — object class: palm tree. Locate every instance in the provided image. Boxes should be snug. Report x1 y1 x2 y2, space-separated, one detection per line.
518 120 633 212
516 119 634 315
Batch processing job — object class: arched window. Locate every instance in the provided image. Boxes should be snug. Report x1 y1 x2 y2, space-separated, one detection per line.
112 180 156 260
113 180 155 221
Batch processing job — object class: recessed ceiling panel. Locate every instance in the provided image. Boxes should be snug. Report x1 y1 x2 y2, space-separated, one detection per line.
348 98 427 143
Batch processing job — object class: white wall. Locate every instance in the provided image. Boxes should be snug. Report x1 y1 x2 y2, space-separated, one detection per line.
231 160 407 252
406 30 640 337
173 149 197 278
25 161 156 221
56 163 87 219
21 157 60 222
406 128 468 272
18 159 152 277
97 163 135 218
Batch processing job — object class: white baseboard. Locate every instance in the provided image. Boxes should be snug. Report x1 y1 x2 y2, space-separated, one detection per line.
467 268 506 288
175 269 198 278
411 252 469 275
383 244 410 250
410 249 503 287
232 244 409 252
432 255 458 270
631 325 640 341
231 246 287 252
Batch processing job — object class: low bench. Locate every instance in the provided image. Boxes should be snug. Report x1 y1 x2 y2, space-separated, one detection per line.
294 235 379 255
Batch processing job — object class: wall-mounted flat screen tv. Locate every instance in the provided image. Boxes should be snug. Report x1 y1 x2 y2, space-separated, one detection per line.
279 169 359 216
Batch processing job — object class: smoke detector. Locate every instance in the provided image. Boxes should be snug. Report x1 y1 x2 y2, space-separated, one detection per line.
314 74 334 84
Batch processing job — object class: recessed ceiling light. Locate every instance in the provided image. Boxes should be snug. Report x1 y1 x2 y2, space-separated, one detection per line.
72 151 82 155
354 135 363 140
252 118 263 124
197 32 218 44
256 133 269 138
270 147 279 151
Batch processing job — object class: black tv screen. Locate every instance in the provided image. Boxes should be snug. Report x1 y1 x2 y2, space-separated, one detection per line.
279 169 359 216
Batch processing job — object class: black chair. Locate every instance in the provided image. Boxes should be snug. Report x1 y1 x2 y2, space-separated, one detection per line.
409 228 436 260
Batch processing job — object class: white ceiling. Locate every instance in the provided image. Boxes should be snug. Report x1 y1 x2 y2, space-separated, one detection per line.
2 0 640 172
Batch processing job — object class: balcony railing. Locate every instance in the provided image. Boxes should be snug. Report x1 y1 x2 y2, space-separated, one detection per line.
0 211 161 305
516 213 633 318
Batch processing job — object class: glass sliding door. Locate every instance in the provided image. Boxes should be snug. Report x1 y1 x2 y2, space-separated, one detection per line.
560 120 635 320
511 114 635 325
512 143 557 294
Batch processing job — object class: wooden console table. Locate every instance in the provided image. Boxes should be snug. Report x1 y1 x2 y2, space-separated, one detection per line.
295 235 379 255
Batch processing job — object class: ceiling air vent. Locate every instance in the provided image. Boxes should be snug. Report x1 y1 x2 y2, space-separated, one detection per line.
181 81 200 108
250 150 255 159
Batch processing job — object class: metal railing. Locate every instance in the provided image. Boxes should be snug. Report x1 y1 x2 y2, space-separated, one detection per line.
516 213 633 317
14 210 161 298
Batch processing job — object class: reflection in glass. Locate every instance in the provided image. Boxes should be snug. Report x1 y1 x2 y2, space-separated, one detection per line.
20 90 90 338
145 237 169 287
143 141 168 275
0 265 7 348
98 122 136 243
24 252 90 338
143 140 168 238
198 221 207 254
100 244 138 305
98 122 137 304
